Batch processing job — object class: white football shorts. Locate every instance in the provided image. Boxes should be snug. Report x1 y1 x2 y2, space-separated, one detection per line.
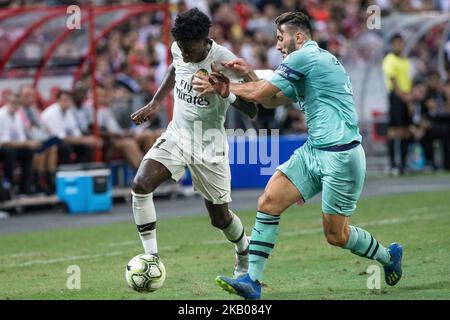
143 131 232 204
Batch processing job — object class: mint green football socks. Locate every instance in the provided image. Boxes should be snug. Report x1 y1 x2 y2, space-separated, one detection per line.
344 226 392 266
247 211 281 282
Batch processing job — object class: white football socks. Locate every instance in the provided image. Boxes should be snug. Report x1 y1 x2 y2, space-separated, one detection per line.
222 210 249 254
132 191 158 255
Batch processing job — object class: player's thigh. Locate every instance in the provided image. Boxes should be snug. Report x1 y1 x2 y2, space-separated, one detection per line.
273 144 322 206
188 160 231 205
132 158 172 194
144 133 188 180
257 170 305 215
133 135 184 194
321 145 366 216
136 129 160 147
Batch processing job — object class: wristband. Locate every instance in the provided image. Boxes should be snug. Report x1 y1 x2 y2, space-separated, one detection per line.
226 92 237 104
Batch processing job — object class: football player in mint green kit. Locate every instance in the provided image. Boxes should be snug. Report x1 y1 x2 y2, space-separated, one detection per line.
193 11 403 300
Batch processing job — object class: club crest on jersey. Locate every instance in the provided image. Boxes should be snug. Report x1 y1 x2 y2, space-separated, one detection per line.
194 68 209 77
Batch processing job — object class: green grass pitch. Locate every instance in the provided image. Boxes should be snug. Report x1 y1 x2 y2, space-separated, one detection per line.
0 190 449 300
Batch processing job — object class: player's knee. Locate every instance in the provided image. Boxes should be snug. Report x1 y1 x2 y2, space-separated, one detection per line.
325 231 347 247
257 192 281 215
131 174 155 195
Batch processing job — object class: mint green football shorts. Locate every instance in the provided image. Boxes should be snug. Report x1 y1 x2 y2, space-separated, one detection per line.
277 141 366 216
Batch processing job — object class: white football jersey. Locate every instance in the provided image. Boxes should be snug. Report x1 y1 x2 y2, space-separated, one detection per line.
165 40 243 159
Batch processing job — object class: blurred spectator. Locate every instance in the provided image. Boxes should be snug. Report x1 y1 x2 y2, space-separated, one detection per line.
408 79 434 169
0 94 41 195
41 90 102 164
409 73 450 171
424 70 446 115
116 61 142 93
72 84 93 135
18 84 58 193
444 79 450 112
94 85 162 169
424 75 450 170
382 34 413 175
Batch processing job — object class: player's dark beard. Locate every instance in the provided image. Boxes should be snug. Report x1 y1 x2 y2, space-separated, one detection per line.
286 38 297 55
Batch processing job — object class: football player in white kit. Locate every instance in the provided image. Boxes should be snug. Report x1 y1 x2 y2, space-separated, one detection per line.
130 8 257 278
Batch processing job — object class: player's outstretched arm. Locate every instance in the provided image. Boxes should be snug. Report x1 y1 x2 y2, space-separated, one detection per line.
221 58 259 82
131 64 176 125
191 63 258 119
222 59 294 109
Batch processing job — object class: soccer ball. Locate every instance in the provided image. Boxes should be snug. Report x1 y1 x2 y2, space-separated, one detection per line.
125 254 166 292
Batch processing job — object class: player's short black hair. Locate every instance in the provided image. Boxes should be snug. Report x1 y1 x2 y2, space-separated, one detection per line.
171 8 212 41
275 11 312 38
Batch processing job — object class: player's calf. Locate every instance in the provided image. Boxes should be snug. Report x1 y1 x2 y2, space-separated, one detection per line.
325 231 349 248
205 201 249 277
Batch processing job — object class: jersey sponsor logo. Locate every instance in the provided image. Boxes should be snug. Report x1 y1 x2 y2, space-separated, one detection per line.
275 63 304 83
175 78 211 107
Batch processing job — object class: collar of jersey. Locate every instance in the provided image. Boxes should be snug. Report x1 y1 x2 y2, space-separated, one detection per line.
302 40 318 49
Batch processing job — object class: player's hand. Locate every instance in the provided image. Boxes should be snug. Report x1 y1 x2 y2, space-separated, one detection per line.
192 73 216 97
208 63 230 98
221 58 252 76
131 103 159 125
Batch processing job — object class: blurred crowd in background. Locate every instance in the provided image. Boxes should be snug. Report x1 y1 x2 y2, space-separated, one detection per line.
1 0 450 199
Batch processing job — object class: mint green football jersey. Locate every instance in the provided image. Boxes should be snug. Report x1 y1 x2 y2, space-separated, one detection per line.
268 40 361 148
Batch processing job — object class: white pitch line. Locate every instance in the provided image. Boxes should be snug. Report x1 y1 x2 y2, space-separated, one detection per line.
1 251 124 268
0 252 42 259
100 240 138 247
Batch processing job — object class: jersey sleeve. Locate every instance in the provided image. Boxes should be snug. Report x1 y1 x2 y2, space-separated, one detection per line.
282 84 298 102
171 42 182 66
267 50 313 100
